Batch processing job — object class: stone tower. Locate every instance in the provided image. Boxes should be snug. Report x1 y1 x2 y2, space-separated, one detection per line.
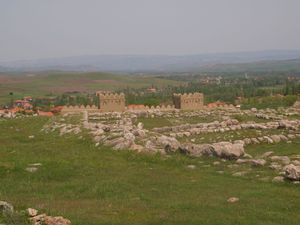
97 92 125 112
173 92 204 110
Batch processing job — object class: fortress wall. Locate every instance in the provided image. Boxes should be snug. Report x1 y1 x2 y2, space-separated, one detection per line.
61 92 207 114
61 105 99 114
126 104 175 111
173 93 204 110
98 93 126 112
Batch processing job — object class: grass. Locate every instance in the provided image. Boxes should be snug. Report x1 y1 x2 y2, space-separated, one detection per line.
1 117 300 225
232 114 270 123
178 129 289 144
136 117 173 130
136 115 222 130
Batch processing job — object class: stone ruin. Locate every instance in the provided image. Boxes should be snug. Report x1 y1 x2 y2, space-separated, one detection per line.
97 92 125 112
61 105 99 114
173 92 204 110
61 91 206 114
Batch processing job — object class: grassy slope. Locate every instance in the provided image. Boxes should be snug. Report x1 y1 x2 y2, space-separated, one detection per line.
0 72 185 105
0 117 300 225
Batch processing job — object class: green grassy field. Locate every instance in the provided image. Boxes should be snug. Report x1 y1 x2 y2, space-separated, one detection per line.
136 115 223 130
0 72 185 105
1 117 300 224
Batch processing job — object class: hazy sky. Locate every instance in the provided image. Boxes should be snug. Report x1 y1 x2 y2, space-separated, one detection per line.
1 0 300 61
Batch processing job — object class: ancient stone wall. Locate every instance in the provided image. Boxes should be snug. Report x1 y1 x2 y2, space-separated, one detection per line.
173 93 204 110
61 105 99 114
126 104 175 111
98 93 125 112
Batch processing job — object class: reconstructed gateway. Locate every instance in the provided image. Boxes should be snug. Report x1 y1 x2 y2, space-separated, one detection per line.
97 92 126 112
173 92 204 110
61 91 207 114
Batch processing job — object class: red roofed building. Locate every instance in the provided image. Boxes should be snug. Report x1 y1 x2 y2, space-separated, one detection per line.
51 106 63 113
14 100 33 109
207 101 227 108
38 111 54 117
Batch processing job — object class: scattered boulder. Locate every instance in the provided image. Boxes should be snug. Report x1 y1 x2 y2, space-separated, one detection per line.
26 167 38 173
137 122 144 130
261 151 274 158
187 165 196 169
30 213 47 225
270 135 281 143
156 136 180 153
44 216 71 225
272 176 285 183
291 160 300 166
212 142 245 159
236 159 250 164
251 159 267 167
269 162 282 171
0 201 14 214
27 208 38 217
180 144 214 157
270 156 290 165
284 164 300 181
243 153 253 159
232 171 247 177
227 197 239 203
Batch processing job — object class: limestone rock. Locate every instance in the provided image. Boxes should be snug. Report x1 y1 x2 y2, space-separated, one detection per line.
284 164 300 181
270 135 281 143
261 151 274 158
27 208 38 217
269 162 282 171
236 159 250 164
156 135 180 153
137 122 144 130
44 216 71 225
272 176 285 183
270 156 290 165
243 153 253 159
30 213 47 224
212 142 245 159
0 201 14 214
251 159 267 167
132 129 146 137
227 197 239 203
180 144 214 157
232 171 247 177
291 160 300 166
187 165 196 169
26 167 38 173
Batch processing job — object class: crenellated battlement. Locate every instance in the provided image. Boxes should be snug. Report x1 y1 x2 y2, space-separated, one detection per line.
61 91 206 114
126 104 175 111
98 92 125 112
173 92 204 110
98 93 125 99
61 105 99 114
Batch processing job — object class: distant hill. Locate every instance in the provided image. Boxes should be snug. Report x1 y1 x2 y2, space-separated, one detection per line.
1 50 300 72
198 58 300 73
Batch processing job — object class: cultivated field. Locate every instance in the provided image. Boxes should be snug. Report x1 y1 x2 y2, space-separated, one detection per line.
0 72 185 105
